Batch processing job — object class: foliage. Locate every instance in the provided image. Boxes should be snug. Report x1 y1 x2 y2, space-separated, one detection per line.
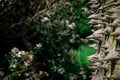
0 0 94 80
73 44 96 80
75 44 95 66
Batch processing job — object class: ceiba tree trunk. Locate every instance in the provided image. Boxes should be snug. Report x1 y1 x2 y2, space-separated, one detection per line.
87 0 120 80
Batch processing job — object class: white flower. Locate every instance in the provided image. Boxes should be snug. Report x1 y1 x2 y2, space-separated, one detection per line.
69 75 78 80
39 71 49 77
71 22 76 27
41 17 50 22
29 54 33 61
65 20 69 24
83 75 86 79
11 47 19 54
67 24 73 29
16 53 21 57
16 52 22 57
69 76 74 80
69 38 75 43
24 61 29 67
10 64 16 68
13 59 18 63
80 71 85 75
36 43 42 48
25 73 30 76
21 51 26 55
16 51 25 57
57 54 61 56
82 7 89 13
66 22 76 29
58 68 65 74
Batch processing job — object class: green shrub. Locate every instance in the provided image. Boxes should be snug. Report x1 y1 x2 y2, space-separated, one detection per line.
0 0 94 80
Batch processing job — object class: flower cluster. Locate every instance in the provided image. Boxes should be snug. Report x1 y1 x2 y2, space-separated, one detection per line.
65 20 76 29
9 47 33 71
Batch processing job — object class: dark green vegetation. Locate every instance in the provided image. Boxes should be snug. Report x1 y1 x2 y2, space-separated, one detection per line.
0 0 94 80
75 44 95 66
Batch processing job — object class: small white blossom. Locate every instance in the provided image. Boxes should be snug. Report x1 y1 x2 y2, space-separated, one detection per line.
36 43 42 48
29 54 33 61
57 54 61 56
66 22 76 29
69 38 75 43
16 52 22 57
10 64 16 68
25 73 30 77
39 71 49 77
80 71 85 75
71 22 76 27
69 75 78 80
67 24 73 29
11 47 19 54
41 17 50 22
16 53 21 57
13 59 17 63
21 51 26 55
83 75 86 79
16 51 25 57
24 61 29 67
58 68 65 74
69 76 74 80
65 20 69 24
82 7 89 13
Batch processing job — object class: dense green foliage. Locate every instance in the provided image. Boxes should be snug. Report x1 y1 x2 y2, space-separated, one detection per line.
75 44 95 66
0 0 94 80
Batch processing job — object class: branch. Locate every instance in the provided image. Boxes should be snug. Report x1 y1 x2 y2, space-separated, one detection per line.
27 8 48 23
